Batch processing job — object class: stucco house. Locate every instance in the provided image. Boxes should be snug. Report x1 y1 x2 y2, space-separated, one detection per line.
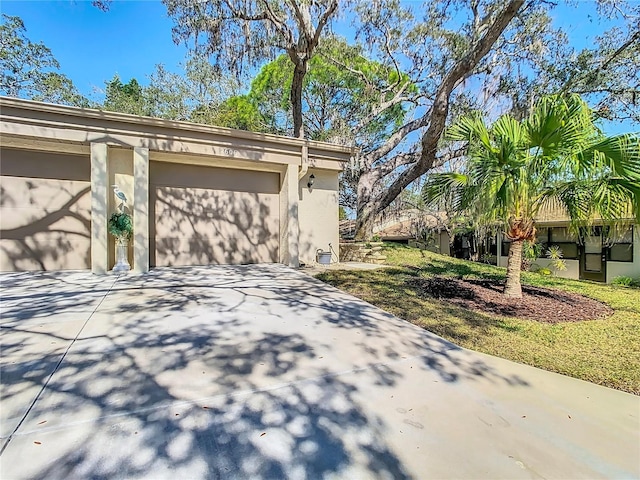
498 205 639 283
0 97 352 273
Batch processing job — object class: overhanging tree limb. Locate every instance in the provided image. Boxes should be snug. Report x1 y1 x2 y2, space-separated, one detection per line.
371 0 526 219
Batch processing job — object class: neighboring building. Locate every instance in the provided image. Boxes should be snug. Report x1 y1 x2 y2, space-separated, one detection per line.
372 209 451 255
0 97 352 273
498 205 639 283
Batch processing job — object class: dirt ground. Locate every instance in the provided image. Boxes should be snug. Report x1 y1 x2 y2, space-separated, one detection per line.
409 276 613 323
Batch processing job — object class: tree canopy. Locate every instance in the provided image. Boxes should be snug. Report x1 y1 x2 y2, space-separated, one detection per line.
216 39 412 145
162 0 340 138
4 2 638 241
423 94 640 297
0 14 88 106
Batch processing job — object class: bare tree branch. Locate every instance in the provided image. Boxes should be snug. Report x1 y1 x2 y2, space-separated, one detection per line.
354 0 526 238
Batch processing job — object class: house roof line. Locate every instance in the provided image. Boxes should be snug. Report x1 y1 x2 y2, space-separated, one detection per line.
0 96 356 157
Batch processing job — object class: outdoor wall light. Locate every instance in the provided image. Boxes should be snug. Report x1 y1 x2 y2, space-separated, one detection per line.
307 173 315 188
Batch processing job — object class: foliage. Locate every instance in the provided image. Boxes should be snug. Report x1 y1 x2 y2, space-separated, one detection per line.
339 206 348 221
162 0 340 137
521 240 542 271
545 245 567 274
332 1 639 241
422 94 640 296
101 55 238 123
103 75 149 116
611 276 640 288
511 3 640 123
108 212 133 242
147 55 238 123
317 244 640 394
210 95 265 131
536 267 552 276
0 14 89 106
215 42 412 146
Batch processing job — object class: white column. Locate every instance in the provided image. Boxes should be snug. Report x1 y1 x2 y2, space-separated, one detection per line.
90 143 108 274
133 147 149 273
279 164 300 267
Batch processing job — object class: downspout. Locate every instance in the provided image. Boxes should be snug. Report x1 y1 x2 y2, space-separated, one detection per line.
298 141 309 180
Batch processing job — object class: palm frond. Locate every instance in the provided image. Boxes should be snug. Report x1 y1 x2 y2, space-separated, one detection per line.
422 172 468 209
577 134 640 180
446 113 492 151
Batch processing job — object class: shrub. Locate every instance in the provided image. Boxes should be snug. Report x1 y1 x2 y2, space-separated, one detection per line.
521 240 543 271
108 212 133 243
612 276 640 288
546 245 567 275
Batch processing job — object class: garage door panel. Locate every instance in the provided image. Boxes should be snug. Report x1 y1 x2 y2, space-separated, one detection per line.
150 162 279 194
0 149 91 272
154 235 278 266
155 187 278 243
0 178 90 211
150 163 280 267
1 233 91 271
0 148 90 182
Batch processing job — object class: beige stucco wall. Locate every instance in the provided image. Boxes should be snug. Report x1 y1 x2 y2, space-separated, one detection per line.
298 169 340 265
107 148 135 269
0 148 91 271
0 97 351 272
149 161 280 266
607 227 640 282
439 232 451 256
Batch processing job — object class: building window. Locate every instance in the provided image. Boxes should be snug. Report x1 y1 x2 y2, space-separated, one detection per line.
501 238 510 256
535 227 549 253
609 226 634 262
549 227 579 259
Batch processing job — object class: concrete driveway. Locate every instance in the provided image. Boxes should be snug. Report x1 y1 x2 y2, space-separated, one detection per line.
0 264 638 479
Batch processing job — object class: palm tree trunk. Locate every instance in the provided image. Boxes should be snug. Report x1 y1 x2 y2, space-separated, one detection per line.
504 239 523 298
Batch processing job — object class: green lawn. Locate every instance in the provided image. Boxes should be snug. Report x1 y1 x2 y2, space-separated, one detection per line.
316 243 640 395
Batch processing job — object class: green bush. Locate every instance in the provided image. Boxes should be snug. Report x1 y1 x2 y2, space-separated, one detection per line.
612 276 640 288
545 245 567 274
108 212 133 243
537 267 552 276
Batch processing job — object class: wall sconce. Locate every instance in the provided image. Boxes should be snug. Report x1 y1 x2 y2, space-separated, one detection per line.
307 173 315 188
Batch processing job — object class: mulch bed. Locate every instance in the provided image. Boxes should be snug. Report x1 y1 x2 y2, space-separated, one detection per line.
408 276 613 323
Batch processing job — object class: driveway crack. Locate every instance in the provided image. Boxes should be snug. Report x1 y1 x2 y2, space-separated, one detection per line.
0 274 120 456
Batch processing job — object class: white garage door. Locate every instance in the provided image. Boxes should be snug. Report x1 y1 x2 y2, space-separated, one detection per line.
150 161 280 267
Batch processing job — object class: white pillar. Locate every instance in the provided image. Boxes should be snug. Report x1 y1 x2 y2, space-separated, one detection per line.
133 147 149 273
90 143 108 274
279 164 300 267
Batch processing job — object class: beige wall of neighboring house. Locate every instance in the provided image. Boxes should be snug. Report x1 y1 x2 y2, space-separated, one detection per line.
606 227 640 282
0 97 351 273
498 223 640 283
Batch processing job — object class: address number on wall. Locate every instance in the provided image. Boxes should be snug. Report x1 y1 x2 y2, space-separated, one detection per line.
222 148 237 156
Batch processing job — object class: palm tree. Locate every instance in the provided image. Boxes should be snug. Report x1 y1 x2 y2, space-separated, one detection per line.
423 94 640 298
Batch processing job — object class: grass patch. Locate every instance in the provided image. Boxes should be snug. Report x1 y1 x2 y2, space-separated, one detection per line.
316 243 640 395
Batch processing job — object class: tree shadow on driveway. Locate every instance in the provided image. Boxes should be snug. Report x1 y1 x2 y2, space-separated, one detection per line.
0 265 530 479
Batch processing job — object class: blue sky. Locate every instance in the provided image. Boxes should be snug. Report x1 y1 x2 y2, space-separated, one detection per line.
2 0 187 97
1 0 634 133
